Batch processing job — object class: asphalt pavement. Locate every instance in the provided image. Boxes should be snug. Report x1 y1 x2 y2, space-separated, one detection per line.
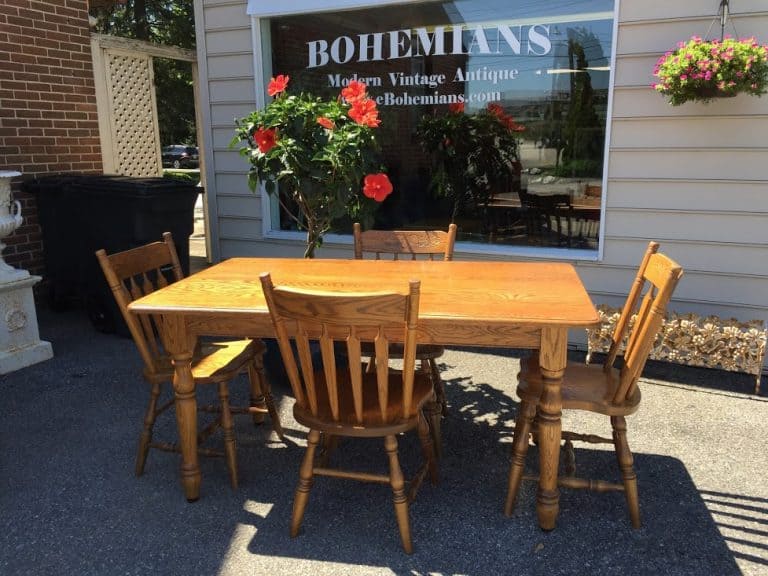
1 300 767 576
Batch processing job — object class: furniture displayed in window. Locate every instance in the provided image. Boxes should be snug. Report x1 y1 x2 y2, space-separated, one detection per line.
260 274 437 553
128 257 598 533
521 190 573 245
96 233 283 488
486 190 602 248
504 242 684 526
352 222 457 455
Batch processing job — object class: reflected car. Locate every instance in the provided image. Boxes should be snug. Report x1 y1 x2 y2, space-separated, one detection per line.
162 145 199 168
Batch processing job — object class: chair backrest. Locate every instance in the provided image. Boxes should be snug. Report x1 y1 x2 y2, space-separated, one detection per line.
353 222 457 261
95 232 183 376
517 189 570 209
260 273 422 424
604 241 684 404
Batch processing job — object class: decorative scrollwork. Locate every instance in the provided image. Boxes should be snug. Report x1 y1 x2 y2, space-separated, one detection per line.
5 306 26 331
587 305 767 394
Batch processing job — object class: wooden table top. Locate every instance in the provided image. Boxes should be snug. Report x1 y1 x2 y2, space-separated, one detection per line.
130 258 598 330
487 193 602 211
129 257 599 510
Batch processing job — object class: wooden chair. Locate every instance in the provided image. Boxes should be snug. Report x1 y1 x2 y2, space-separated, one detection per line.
96 232 283 489
353 222 457 262
260 273 437 554
353 222 456 455
505 241 683 527
538 193 573 246
517 190 574 246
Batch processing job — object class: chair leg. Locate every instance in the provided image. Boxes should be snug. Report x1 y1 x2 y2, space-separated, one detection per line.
563 439 576 477
291 428 320 538
425 396 442 460
319 433 339 467
135 382 162 476
612 416 641 528
365 355 375 373
428 358 448 416
504 399 537 516
417 410 438 485
384 434 413 554
423 361 443 459
247 349 284 439
218 382 238 489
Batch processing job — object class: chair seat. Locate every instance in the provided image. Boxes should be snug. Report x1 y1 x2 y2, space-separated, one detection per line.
144 339 260 385
517 356 641 417
360 341 444 361
293 366 435 436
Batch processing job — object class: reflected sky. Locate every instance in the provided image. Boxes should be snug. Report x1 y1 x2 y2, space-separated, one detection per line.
447 0 615 22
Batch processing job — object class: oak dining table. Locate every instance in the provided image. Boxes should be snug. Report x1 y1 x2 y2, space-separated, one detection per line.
128 257 599 530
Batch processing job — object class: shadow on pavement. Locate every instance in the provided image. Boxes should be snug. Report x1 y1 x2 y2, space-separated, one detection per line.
0 308 761 575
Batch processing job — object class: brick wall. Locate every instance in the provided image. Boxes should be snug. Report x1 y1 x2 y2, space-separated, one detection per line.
0 0 102 276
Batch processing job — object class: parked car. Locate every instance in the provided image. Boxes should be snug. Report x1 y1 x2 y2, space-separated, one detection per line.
162 145 199 169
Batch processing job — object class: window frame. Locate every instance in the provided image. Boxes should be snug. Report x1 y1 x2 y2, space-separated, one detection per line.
246 0 619 261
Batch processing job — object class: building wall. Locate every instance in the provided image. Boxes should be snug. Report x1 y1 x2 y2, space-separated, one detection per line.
197 1 768 359
0 0 102 275
579 1 768 328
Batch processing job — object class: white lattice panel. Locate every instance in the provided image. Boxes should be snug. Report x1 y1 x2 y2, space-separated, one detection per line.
106 51 161 177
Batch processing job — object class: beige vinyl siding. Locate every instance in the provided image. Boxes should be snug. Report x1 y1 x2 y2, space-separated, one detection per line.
197 0 263 262
618 14 768 53
606 180 766 210
198 0 768 367
574 1 768 360
618 1 768 22
610 117 767 148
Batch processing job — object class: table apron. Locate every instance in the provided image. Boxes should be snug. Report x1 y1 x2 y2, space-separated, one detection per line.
181 314 544 349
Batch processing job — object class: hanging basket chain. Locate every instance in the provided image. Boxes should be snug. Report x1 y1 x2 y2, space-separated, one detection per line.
704 0 738 42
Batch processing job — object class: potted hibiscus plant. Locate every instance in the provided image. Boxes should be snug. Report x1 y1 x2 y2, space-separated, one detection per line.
232 76 392 258
416 102 525 221
653 36 768 105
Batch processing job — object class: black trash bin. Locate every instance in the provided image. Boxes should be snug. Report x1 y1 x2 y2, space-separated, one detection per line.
26 174 200 334
24 174 96 311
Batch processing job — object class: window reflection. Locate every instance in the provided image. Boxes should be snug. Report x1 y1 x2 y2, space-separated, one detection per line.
266 0 614 251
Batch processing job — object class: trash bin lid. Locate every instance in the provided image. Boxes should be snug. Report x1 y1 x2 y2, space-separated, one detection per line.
71 175 200 196
21 173 100 195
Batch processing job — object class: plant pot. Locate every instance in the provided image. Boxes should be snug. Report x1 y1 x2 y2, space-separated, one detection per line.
693 85 737 100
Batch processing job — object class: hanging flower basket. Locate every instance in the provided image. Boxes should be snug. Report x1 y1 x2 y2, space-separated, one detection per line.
652 36 768 105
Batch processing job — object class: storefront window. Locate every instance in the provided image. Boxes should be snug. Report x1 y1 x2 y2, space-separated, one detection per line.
260 0 615 253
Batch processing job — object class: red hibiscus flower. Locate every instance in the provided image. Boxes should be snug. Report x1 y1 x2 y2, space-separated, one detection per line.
267 75 289 97
448 102 464 114
349 98 380 127
362 173 393 202
316 116 335 130
487 102 505 118
502 115 526 132
253 127 277 153
341 80 368 103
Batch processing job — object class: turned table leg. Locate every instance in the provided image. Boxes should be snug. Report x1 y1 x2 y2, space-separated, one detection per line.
159 314 201 502
535 327 567 530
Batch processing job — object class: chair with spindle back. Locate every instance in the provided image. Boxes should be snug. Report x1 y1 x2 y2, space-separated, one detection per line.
517 189 574 245
96 232 283 488
353 222 456 455
260 273 437 554
505 241 683 527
